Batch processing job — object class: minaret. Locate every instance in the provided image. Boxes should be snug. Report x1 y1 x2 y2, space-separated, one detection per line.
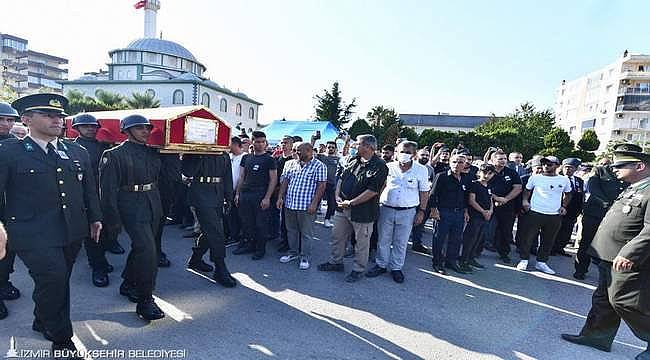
144 0 161 38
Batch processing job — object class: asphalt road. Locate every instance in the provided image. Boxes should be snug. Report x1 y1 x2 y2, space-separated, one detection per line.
0 217 646 360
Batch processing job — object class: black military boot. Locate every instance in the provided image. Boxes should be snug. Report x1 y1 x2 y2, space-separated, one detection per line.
0 300 7 320
0 281 20 300
136 298 165 321
106 241 125 254
119 281 141 303
187 249 214 272
91 269 109 287
213 259 237 288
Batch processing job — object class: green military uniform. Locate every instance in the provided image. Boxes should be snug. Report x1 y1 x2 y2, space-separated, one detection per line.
562 143 650 358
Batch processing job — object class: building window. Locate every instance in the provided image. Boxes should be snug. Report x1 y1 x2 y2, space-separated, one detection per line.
249 107 255 120
569 126 576 134
173 89 184 105
201 93 210 107
145 89 156 98
220 98 227 112
126 51 140 63
163 55 179 68
144 52 161 65
236 103 242 116
182 60 193 72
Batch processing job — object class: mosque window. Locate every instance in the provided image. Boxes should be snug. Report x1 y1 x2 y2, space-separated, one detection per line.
249 107 255 120
126 51 140 63
201 93 210 107
236 103 242 116
183 60 193 72
163 55 179 68
220 98 227 112
173 89 184 105
145 52 161 65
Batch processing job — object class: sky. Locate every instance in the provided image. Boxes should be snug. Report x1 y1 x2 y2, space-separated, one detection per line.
3 0 650 124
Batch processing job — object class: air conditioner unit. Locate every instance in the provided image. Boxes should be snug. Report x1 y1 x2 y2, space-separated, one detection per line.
616 113 625 119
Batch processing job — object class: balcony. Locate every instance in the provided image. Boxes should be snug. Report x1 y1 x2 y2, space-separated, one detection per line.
611 119 650 131
620 71 650 80
618 87 650 96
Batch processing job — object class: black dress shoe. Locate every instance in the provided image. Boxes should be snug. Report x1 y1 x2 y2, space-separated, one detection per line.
498 256 512 264
484 244 497 252
32 319 54 341
365 265 387 278
212 258 237 287
391 270 405 283
119 281 141 303
232 244 255 255
560 334 611 352
573 272 586 280
411 244 430 254
52 339 83 360
0 300 7 320
187 259 214 272
92 270 109 288
0 282 20 300
251 251 265 260
446 262 470 274
317 262 344 272
158 253 171 268
136 298 165 321
468 259 485 269
106 243 125 255
225 237 239 246
458 262 474 274
344 271 364 283
432 264 447 275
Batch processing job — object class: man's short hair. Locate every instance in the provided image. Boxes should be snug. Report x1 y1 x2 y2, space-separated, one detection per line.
281 135 294 143
492 149 507 158
231 137 242 146
251 131 266 140
326 141 337 147
479 163 496 173
450 154 467 162
398 141 418 153
381 144 394 152
292 136 303 142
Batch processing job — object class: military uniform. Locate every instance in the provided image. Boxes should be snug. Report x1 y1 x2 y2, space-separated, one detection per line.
562 144 650 359
0 134 101 345
0 133 20 313
574 165 628 278
182 153 236 286
99 140 162 305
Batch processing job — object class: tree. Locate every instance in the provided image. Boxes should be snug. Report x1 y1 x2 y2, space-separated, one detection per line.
313 82 357 128
348 118 373 139
540 127 574 160
577 129 600 151
94 89 126 110
126 92 160 109
65 89 98 115
475 102 555 159
366 105 402 146
0 84 17 103
383 123 401 147
400 126 419 142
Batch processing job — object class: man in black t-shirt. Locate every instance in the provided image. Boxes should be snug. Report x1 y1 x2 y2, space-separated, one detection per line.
275 135 294 252
488 150 522 264
233 131 278 260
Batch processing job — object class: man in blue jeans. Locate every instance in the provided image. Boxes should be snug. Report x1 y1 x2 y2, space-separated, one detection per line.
429 154 471 274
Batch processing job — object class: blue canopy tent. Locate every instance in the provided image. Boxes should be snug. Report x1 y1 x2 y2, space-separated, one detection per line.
260 120 341 146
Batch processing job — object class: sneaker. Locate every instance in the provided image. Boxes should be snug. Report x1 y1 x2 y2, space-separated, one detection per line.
317 262 344 272
299 257 310 270
535 262 556 275
280 254 298 263
323 219 334 228
516 260 529 271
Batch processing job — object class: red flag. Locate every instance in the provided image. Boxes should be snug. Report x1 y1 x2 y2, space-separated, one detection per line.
134 0 146 9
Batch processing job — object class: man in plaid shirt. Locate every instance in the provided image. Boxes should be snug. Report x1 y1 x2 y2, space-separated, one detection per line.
277 142 327 270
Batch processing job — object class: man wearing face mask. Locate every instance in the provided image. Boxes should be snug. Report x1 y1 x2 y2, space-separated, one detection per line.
367 141 430 283
410 147 435 254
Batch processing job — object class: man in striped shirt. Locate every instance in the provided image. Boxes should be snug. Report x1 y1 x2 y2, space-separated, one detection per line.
277 142 327 270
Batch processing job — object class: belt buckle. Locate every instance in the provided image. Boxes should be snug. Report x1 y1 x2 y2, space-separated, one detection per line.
143 184 152 191
207 177 213 183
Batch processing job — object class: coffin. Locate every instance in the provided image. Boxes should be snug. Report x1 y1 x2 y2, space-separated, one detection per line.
65 106 231 154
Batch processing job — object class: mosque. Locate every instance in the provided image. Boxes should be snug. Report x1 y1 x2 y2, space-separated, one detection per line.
61 0 261 133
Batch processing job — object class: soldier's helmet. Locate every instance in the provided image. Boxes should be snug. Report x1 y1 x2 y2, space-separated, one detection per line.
0 102 20 119
72 113 100 128
120 114 152 133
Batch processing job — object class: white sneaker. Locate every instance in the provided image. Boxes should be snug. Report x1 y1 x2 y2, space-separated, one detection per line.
280 254 298 263
299 257 310 270
324 219 334 228
535 262 556 275
516 260 528 271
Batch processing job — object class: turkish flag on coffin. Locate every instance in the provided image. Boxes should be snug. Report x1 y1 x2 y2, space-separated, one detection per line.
134 1 146 9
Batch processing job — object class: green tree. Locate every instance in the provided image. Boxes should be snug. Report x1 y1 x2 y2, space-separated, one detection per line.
476 102 555 159
540 127 574 160
400 126 419 142
65 89 98 115
95 89 126 110
383 123 401 147
366 105 401 146
126 92 160 109
0 84 17 103
313 82 357 128
348 118 373 139
577 129 600 151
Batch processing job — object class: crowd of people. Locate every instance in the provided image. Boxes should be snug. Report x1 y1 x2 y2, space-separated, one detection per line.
0 92 647 360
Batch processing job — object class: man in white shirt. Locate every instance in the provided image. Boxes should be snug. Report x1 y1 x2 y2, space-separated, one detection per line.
517 156 572 274
366 141 430 283
227 137 245 245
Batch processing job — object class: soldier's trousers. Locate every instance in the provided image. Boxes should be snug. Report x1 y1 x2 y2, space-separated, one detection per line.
575 215 602 275
580 261 650 344
16 241 81 343
0 250 16 287
122 219 159 299
552 214 578 253
192 206 226 261
239 190 271 253
84 226 117 271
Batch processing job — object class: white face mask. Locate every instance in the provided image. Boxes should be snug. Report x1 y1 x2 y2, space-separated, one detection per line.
397 153 412 164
